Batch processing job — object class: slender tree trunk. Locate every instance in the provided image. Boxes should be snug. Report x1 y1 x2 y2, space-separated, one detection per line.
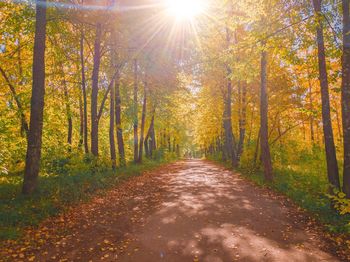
133 59 139 162
138 81 147 163
0 66 29 138
237 82 247 163
62 75 72 151
313 0 341 191
109 79 117 169
224 27 238 168
145 110 155 158
168 133 171 152
78 87 84 149
115 74 126 166
254 129 261 167
342 0 350 197
22 0 47 194
307 67 315 145
91 23 102 157
151 123 156 152
80 30 89 154
163 129 166 148
334 103 343 142
260 49 273 181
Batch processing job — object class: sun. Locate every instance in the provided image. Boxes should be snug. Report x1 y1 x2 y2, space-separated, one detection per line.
164 0 206 20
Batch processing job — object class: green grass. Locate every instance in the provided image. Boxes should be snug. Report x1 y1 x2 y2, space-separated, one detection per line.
208 153 350 234
0 153 176 241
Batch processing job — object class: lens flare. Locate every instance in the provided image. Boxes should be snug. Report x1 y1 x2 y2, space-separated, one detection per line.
164 0 206 20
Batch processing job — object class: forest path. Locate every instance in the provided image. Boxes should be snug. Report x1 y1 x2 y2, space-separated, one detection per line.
4 160 339 261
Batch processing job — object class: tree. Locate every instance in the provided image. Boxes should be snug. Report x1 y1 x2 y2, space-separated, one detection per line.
109 77 117 169
22 0 47 194
133 59 139 163
91 23 102 157
80 29 89 154
115 72 126 166
260 48 273 181
342 0 350 197
312 0 340 191
138 78 147 163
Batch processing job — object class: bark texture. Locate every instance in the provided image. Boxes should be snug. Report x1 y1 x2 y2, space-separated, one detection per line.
260 50 273 181
22 0 47 194
342 0 350 197
133 59 139 163
80 30 89 154
313 0 340 191
91 23 102 157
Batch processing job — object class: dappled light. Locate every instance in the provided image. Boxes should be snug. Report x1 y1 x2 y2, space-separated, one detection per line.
1 0 350 260
115 160 336 261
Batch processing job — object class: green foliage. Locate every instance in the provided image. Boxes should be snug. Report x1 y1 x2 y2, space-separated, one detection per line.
209 141 350 234
0 156 175 240
329 191 350 216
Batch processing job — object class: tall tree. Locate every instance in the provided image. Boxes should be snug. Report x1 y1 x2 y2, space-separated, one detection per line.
237 81 247 163
223 25 238 168
115 73 126 166
22 0 47 194
109 78 117 169
138 80 147 163
260 49 273 181
145 110 155 158
62 72 72 151
133 59 139 162
312 0 340 191
91 23 102 157
342 0 350 197
80 30 89 154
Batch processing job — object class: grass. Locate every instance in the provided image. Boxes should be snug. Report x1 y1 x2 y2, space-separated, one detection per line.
0 153 176 241
208 151 350 234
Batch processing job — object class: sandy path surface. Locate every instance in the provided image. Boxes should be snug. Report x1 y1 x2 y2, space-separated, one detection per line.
2 160 339 262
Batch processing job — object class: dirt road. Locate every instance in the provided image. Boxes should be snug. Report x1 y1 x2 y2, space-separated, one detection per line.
3 160 339 261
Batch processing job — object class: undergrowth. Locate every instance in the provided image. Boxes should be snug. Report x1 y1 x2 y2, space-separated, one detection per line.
207 146 350 234
0 151 176 240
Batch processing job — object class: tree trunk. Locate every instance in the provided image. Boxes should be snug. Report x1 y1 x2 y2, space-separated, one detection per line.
307 67 315 145
62 75 72 151
78 87 84 149
145 110 155 158
342 0 350 197
109 79 117 169
313 0 341 191
0 66 29 138
224 26 238 168
138 81 147 163
254 129 261 167
237 82 247 163
260 49 273 181
91 23 102 157
80 30 89 154
115 74 126 166
22 0 47 194
168 133 171 152
133 59 139 163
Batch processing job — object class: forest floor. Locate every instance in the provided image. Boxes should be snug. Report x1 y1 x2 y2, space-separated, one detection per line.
1 159 345 261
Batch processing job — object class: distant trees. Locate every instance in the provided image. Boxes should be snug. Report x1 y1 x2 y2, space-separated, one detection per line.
194 0 350 196
0 0 186 195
